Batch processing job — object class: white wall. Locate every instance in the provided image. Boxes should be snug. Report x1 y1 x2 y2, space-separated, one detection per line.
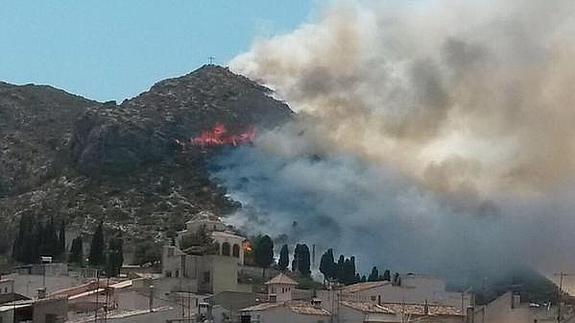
474 292 533 323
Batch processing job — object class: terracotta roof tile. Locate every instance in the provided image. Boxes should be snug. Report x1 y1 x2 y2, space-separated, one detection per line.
265 273 298 286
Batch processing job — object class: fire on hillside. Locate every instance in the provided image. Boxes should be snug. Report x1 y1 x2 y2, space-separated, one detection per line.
176 123 256 150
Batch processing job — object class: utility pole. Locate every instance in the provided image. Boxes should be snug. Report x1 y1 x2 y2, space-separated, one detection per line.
149 284 154 313
95 269 100 322
554 272 574 323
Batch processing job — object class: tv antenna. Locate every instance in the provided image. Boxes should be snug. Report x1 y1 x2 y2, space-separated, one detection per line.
208 56 215 65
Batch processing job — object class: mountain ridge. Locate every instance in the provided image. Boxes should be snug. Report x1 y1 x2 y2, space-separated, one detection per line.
0 65 293 254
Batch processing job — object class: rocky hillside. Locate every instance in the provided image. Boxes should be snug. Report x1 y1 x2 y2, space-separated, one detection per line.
0 65 293 253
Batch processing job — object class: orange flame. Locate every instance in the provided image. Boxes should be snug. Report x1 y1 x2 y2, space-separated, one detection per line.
182 123 256 148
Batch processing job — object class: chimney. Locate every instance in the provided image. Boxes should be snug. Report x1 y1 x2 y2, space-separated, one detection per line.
511 292 521 309
424 299 429 315
466 306 475 323
37 287 46 299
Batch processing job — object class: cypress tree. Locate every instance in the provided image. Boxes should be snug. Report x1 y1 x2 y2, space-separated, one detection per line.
31 221 44 263
298 244 311 277
383 269 391 281
12 214 32 262
320 248 336 281
254 235 274 268
292 244 301 272
41 216 60 257
58 220 66 256
336 255 345 283
278 244 289 271
69 236 83 265
368 266 379 282
361 275 367 283
350 256 357 282
89 222 105 267
106 231 124 277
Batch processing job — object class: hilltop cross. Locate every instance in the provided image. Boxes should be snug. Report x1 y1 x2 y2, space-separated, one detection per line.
208 56 215 65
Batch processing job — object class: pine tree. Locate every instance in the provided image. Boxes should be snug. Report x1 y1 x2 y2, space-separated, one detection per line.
254 235 274 268
89 222 105 267
361 275 367 282
368 266 379 282
69 236 83 265
278 244 289 271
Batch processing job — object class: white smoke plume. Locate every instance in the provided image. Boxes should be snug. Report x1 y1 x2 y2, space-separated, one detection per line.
215 0 575 276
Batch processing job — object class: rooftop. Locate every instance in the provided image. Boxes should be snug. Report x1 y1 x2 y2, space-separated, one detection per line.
340 300 395 314
342 281 391 293
211 231 246 240
186 211 221 223
381 303 463 317
242 301 330 316
265 273 298 286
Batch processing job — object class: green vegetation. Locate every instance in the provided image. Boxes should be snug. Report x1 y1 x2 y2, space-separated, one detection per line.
12 214 66 263
106 231 124 277
253 235 274 268
68 236 83 265
133 239 162 265
278 244 289 271
88 221 105 267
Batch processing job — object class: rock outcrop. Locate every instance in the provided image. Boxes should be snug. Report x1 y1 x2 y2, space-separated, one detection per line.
0 65 293 252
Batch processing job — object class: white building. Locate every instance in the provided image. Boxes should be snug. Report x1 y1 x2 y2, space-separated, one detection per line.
471 291 570 323
241 300 331 323
240 273 331 323
0 279 14 295
321 273 472 310
184 211 226 234
176 211 247 265
265 273 298 303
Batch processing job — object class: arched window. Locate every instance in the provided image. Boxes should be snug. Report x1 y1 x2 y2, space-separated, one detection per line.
222 242 231 256
232 244 240 258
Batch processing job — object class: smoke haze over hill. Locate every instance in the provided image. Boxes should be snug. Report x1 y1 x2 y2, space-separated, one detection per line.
216 0 575 275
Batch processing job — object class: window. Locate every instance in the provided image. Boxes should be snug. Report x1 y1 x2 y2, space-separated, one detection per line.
232 244 240 257
203 271 211 283
175 270 180 278
370 296 376 301
168 247 174 257
222 242 231 256
166 271 172 278
271 287 275 293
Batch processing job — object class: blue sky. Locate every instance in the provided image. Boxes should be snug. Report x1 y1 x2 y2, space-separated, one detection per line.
0 1 314 102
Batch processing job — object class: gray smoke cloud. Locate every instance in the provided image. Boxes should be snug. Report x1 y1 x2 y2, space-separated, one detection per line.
214 0 575 276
